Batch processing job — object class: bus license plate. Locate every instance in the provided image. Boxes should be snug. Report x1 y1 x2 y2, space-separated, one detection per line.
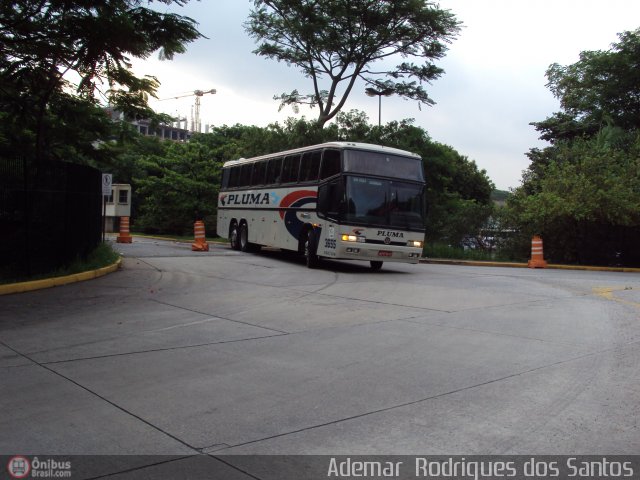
378 250 392 257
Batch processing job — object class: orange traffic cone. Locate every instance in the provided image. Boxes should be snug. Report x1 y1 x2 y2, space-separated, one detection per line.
191 220 209 252
528 235 547 268
116 216 132 243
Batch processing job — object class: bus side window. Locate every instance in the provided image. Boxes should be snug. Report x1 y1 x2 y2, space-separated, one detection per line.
318 179 344 220
299 150 321 182
320 149 341 179
221 168 230 189
282 154 301 183
252 161 266 186
239 163 253 187
317 183 328 214
229 166 241 188
265 157 282 184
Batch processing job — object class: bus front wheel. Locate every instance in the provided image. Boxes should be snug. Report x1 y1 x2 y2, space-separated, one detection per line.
304 230 320 269
370 261 383 271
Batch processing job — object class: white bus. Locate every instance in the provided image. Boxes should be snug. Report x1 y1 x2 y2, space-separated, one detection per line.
217 142 425 270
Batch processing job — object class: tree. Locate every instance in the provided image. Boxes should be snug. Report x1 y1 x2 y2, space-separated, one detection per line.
532 29 640 142
506 130 640 264
246 0 460 127
134 140 221 235
0 0 202 163
506 30 640 265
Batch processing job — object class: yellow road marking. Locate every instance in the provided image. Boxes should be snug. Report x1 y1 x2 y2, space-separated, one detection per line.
592 286 640 309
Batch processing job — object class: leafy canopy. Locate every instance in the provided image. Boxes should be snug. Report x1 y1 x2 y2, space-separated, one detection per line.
532 29 640 142
504 29 640 266
0 0 202 163
246 0 460 127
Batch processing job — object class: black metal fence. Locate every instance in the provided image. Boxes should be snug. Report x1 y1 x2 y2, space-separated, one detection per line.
0 158 102 280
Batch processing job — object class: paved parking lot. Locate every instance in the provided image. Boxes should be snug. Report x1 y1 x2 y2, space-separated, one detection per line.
1 238 639 476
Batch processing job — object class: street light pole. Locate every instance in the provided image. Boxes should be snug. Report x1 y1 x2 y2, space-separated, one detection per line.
365 87 394 127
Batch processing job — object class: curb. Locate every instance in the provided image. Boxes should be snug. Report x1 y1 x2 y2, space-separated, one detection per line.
419 258 640 273
420 258 527 269
129 233 190 243
128 234 227 245
0 258 123 296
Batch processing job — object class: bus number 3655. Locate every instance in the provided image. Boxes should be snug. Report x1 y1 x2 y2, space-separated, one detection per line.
325 238 336 249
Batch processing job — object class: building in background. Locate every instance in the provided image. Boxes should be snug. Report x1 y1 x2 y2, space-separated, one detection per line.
105 108 192 142
104 184 132 232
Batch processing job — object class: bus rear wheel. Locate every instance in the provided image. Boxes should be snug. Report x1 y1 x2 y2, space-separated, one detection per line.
240 223 249 252
370 261 383 271
230 223 240 250
239 223 260 253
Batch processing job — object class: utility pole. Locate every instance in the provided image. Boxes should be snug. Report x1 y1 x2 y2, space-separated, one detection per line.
365 87 394 127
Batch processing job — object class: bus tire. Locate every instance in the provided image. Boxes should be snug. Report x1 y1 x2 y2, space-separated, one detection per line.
239 223 249 252
370 261 383 271
230 222 241 251
239 223 261 253
304 230 320 269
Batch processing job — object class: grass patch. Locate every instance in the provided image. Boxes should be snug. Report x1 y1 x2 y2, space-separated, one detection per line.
0 242 120 285
424 242 518 262
61 242 121 273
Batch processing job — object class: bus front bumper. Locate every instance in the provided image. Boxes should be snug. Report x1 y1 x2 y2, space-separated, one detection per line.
335 242 423 264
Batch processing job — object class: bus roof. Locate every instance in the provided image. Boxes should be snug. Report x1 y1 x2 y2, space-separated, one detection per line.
222 142 421 168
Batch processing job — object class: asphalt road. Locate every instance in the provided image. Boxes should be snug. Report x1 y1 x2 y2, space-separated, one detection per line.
1 238 639 477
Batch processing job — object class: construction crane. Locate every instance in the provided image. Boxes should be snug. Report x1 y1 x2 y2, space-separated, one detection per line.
159 89 216 133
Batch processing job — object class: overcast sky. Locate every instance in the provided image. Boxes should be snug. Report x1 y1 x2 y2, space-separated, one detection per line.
132 1 640 190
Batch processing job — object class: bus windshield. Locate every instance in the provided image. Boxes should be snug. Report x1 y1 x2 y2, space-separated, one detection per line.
343 149 424 181
344 176 425 230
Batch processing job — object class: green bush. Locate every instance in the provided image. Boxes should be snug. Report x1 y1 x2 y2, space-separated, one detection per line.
423 242 518 262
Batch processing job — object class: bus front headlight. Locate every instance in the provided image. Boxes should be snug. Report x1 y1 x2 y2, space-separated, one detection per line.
408 240 423 248
341 234 365 243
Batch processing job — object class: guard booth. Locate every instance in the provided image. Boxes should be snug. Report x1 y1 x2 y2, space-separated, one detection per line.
104 184 132 232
